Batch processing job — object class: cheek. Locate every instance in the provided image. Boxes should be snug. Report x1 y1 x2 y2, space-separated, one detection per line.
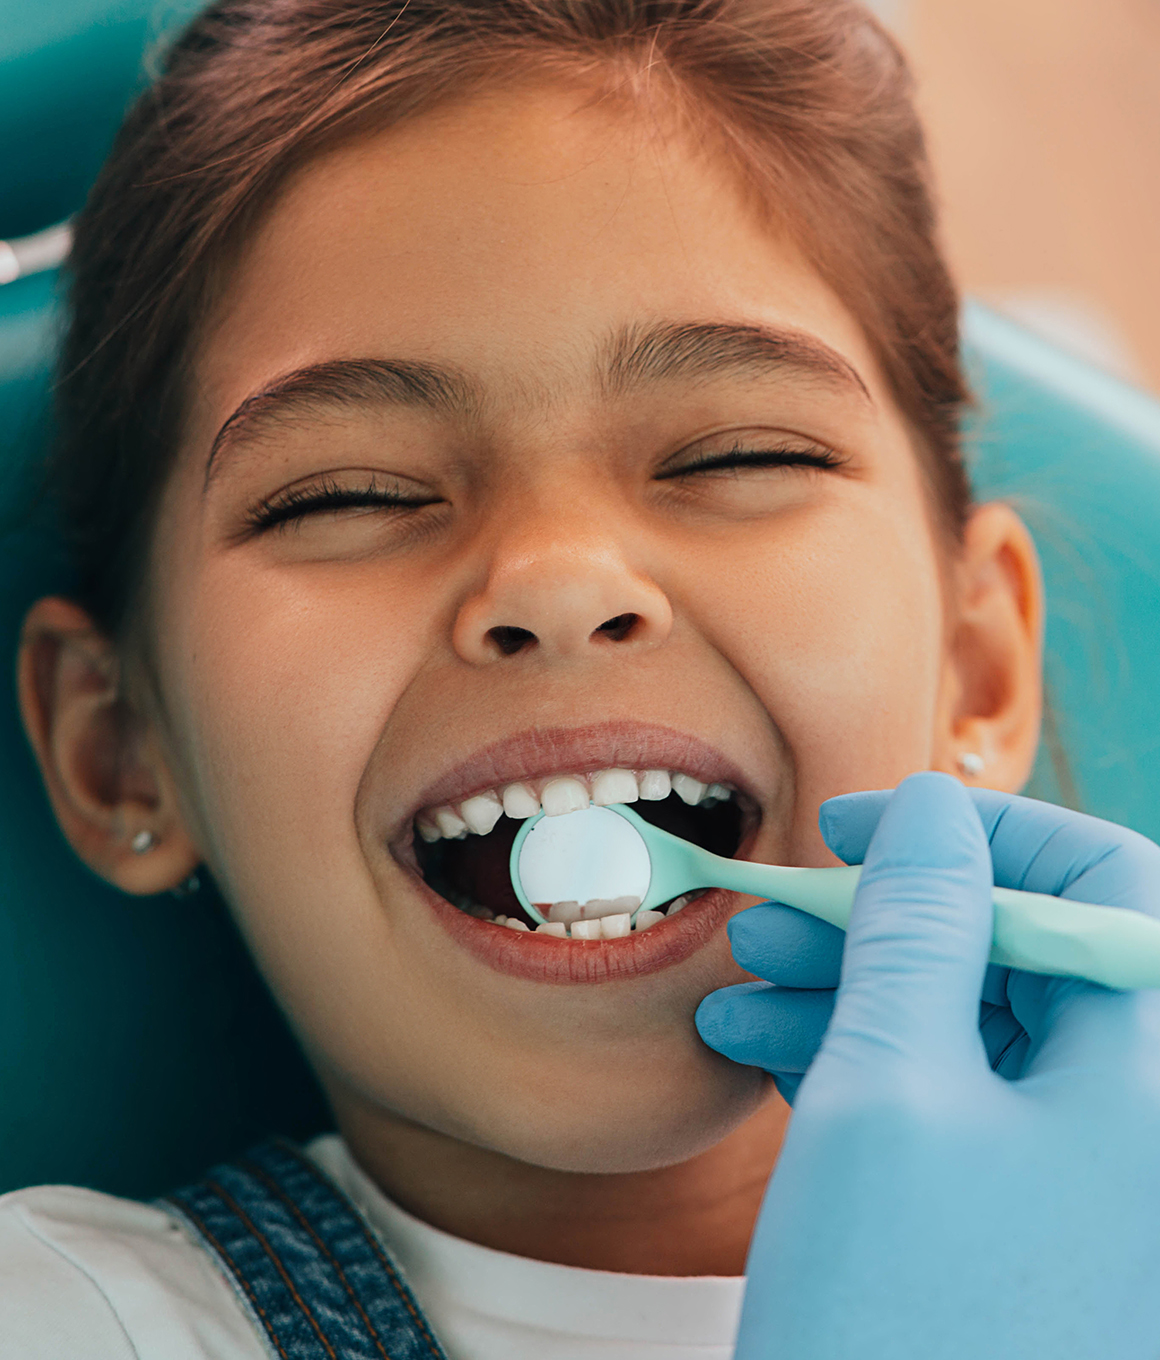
690 500 947 852
158 558 433 906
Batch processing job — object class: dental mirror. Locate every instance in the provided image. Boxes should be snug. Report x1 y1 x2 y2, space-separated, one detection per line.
512 804 652 918
509 802 1160 989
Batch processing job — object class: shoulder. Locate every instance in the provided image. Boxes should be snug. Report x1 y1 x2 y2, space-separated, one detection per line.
0 1183 268 1360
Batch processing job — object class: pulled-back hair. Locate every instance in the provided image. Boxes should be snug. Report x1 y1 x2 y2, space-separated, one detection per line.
53 0 970 636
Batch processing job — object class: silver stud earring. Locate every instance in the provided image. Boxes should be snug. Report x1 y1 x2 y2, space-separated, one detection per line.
131 829 156 854
957 751 985 777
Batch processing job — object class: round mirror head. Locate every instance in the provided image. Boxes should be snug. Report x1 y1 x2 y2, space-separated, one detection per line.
511 805 652 924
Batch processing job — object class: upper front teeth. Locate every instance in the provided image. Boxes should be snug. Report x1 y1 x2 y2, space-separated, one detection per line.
591 768 639 805
459 791 503 835
540 777 590 816
416 767 737 842
671 773 708 805
637 769 671 800
501 783 539 819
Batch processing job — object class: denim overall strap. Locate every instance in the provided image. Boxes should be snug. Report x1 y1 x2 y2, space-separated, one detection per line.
163 1138 448 1360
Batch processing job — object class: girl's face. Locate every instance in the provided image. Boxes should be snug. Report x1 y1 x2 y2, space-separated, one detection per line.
29 81 1042 1174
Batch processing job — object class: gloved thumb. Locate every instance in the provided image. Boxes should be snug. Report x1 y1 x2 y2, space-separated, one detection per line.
819 772 994 1074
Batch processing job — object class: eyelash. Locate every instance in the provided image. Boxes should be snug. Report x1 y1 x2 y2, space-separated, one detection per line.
245 474 438 531
656 442 843 479
246 443 842 530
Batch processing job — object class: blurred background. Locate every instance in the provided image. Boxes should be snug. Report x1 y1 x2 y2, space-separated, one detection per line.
6 0 1160 390
882 0 1160 391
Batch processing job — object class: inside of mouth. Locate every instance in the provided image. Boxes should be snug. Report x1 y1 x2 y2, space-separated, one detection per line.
415 793 745 931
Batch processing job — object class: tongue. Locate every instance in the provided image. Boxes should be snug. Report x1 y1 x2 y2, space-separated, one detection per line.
443 817 523 917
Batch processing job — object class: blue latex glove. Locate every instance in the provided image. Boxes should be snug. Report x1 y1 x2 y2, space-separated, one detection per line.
698 787 1041 1105
696 772 1160 1358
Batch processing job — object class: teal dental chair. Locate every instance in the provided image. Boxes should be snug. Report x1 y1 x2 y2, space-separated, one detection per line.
4 2 1160 1201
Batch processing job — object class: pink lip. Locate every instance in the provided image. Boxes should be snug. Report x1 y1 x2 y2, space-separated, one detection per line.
390 720 760 845
421 875 741 984
387 720 766 984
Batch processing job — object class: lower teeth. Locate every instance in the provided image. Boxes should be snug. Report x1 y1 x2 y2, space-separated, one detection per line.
445 888 705 937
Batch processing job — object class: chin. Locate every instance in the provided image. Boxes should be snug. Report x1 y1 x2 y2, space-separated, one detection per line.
466 1035 773 1175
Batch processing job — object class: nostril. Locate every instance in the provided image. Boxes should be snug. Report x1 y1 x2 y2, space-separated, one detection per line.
593 613 640 643
487 625 537 656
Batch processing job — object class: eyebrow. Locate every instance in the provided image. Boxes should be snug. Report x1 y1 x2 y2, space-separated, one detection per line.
204 358 484 486
203 320 871 485
597 320 872 404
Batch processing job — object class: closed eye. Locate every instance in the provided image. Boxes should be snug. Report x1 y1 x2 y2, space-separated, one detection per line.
656 442 844 480
245 473 442 532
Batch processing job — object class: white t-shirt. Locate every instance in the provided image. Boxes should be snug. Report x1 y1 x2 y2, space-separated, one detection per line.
0 1134 746 1359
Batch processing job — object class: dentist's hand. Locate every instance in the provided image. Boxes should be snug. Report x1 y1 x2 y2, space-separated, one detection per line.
697 773 1160 1358
697 781 1059 1104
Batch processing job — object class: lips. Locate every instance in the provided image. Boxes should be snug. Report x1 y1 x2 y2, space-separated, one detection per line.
382 721 766 984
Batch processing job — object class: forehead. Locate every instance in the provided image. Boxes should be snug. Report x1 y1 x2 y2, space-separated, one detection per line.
188 80 893 445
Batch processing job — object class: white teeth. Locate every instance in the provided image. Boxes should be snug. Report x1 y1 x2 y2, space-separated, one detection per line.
590 768 639 806
459 791 504 835
638 769 671 801
501 782 541 819
418 767 737 841
547 896 639 923
540 776 590 817
600 912 632 939
479 906 666 936
666 894 692 915
671 774 708 806
433 806 469 838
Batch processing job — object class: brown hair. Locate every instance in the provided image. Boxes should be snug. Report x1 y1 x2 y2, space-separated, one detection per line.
52 0 970 637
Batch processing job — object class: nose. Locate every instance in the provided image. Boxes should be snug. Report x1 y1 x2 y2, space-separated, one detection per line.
452 520 673 665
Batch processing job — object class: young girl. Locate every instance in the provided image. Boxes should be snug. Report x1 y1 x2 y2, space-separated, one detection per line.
5 1 1160 1356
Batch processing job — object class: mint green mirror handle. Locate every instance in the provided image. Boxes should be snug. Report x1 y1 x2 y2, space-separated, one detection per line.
704 857 1160 989
619 806 1160 990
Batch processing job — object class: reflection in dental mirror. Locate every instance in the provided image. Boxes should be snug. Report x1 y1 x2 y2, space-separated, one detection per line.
514 805 652 920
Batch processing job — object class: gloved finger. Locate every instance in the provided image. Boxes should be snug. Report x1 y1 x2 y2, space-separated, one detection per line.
817 788 891 865
1001 966 1079 1060
726 902 845 988
978 999 1030 1077
821 772 994 1071
981 962 1012 1005
695 980 836 1074
969 792 1160 1077
968 789 1160 917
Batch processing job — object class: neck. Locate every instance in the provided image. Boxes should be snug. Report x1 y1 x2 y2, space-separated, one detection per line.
329 1087 790 1276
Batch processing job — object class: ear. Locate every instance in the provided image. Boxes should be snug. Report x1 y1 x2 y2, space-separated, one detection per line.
933 502 1044 791
17 596 201 894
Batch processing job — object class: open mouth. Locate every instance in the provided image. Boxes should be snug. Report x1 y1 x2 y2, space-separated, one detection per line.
413 768 756 939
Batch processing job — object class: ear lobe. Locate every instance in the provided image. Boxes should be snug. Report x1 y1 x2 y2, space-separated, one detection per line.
17 596 201 894
935 503 1043 791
